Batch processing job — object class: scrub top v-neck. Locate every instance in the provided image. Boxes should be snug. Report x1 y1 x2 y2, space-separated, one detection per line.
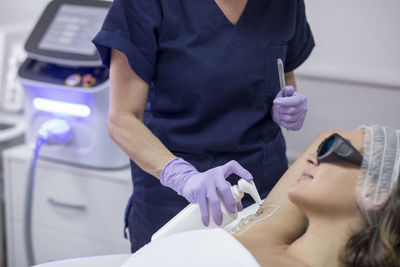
199 0 253 45
93 0 314 252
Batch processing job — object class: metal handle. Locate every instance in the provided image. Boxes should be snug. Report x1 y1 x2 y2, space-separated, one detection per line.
48 197 87 211
277 58 286 97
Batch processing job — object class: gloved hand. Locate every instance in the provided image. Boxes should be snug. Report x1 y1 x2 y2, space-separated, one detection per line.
160 158 253 226
272 86 307 131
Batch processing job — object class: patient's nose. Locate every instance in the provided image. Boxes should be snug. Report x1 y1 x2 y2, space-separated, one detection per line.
306 153 318 166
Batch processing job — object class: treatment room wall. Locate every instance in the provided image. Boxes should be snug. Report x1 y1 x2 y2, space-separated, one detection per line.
0 0 50 25
0 0 399 161
284 0 400 162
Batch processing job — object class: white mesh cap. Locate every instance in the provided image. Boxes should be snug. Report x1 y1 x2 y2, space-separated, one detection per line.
356 125 400 226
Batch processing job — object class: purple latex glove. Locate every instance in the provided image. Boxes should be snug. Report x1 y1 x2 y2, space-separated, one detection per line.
160 158 253 226
272 86 307 131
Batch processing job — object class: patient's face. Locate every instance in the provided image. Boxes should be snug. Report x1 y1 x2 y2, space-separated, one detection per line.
288 129 365 218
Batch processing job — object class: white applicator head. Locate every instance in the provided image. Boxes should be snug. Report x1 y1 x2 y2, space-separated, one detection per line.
238 179 262 204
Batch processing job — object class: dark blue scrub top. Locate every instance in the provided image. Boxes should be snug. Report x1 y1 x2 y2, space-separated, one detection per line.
93 0 314 241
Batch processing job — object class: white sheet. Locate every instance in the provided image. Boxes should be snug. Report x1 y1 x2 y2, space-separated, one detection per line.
121 228 261 267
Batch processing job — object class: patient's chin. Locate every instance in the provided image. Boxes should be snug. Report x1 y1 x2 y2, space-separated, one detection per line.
287 179 308 198
287 184 314 211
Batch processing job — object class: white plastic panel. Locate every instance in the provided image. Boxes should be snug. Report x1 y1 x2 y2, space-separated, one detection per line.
12 222 130 267
3 145 132 267
7 152 131 245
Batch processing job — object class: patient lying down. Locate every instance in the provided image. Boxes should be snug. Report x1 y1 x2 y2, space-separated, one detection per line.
121 125 400 267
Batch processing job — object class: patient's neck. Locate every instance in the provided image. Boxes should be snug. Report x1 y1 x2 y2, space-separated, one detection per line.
286 214 364 267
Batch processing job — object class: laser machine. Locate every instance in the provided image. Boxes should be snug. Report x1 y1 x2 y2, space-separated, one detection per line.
18 0 126 169
15 0 129 265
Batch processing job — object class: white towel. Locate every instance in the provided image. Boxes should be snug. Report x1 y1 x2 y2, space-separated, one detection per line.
121 228 261 267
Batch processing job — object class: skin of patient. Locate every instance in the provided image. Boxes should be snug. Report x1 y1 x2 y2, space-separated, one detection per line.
233 129 366 267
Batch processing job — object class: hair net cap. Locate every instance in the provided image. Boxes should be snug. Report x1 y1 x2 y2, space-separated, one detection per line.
356 125 400 226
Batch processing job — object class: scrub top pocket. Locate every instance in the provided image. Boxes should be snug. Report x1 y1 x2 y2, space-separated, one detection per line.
264 45 288 100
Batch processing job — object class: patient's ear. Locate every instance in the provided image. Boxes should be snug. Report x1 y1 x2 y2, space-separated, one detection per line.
365 192 391 210
357 185 391 221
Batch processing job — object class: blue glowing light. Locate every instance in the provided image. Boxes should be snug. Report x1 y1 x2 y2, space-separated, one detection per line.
33 97 91 117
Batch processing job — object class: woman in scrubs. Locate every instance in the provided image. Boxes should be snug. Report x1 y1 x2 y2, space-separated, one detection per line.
93 0 315 252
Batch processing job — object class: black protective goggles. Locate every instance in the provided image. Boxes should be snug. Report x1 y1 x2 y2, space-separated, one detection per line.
317 133 363 166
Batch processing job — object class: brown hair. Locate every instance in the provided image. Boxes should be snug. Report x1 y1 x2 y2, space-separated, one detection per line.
342 175 400 267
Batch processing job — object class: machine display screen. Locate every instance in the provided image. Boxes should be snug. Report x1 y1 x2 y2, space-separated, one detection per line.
38 4 107 56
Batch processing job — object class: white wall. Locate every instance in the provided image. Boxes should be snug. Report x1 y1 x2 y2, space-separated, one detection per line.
0 0 51 26
284 0 400 160
301 0 400 86
284 79 400 161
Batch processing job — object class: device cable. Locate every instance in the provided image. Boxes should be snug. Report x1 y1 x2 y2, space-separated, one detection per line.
24 119 71 266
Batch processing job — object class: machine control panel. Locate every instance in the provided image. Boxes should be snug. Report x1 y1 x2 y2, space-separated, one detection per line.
25 0 110 67
18 59 108 88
